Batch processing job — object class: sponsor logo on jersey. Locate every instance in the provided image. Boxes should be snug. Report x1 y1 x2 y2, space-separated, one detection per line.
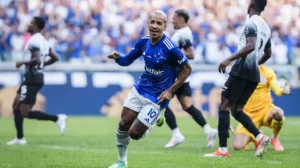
145 66 164 75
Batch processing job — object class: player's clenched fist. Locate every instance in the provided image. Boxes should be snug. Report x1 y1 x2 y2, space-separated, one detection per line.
107 51 120 59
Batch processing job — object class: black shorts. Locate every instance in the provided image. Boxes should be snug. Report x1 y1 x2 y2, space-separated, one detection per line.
175 82 192 97
221 75 258 105
17 82 43 105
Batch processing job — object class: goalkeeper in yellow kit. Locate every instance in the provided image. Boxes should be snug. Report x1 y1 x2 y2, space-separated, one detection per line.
232 65 292 152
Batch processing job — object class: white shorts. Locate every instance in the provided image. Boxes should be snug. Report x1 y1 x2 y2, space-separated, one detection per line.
123 87 162 128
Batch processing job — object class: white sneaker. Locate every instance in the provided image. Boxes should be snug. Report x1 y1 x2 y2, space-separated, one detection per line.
206 129 218 148
164 135 185 148
108 161 127 168
255 135 271 157
7 138 27 145
56 114 68 136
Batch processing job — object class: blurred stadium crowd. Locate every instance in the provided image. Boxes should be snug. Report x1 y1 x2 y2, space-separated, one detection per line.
0 0 300 64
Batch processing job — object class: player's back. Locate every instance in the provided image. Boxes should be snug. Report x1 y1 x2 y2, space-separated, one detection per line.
230 15 271 83
250 15 271 58
244 65 274 112
24 33 50 84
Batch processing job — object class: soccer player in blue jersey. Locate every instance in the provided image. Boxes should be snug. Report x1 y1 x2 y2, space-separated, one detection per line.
107 10 192 168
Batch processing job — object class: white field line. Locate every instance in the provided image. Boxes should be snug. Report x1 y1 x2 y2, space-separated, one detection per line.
37 144 162 155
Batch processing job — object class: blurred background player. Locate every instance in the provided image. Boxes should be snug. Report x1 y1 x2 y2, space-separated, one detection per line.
162 9 217 149
7 17 67 145
232 65 292 152
205 0 272 157
107 10 191 168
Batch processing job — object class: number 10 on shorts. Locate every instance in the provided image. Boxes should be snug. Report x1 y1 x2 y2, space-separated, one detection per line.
147 109 157 118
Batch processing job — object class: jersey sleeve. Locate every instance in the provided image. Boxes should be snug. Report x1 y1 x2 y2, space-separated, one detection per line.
169 47 188 68
244 22 258 38
265 38 271 49
28 41 41 53
178 37 193 50
269 70 284 97
115 39 144 66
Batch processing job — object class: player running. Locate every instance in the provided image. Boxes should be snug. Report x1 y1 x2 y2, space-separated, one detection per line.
232 65 291 152
107 10 191 168
162 9 217 149
204 0 272 157
7 17 67 145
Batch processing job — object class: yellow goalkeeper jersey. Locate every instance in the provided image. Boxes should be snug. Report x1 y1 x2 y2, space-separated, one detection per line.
244 65 283 113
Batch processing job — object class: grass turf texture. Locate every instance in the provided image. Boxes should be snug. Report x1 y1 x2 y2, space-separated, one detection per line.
0 117 299 168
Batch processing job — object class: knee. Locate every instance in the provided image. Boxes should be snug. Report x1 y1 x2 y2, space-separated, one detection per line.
128 128 142 140
118 119 131 131
12 101 20 111
231 106 243 118
180 99 192 111
273 108 284 121
182 104 190 111
20 111 29 117
232 141 246 151
219 103 231 112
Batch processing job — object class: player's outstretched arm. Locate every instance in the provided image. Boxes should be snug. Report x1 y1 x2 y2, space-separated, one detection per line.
16 48 41 69
107 48 142 66
270 71 292 96
158 63 192 103
44 48 59 66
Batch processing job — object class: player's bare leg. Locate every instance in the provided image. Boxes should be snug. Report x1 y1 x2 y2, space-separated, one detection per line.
232 104 270 157
232 133 252 150
7 94 27 145
163 107 185 148
204 97 231 157
109 107 138 168
165 95 217 148
128 118 151 140
205 97 269 157
267 106 285 151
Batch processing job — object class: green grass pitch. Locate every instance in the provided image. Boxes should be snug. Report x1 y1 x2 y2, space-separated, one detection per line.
0 117 299 168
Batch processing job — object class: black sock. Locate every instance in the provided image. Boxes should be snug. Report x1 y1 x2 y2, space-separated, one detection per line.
13 110 24 139
185 105 207 127
234 111 260 137
165 107 178 130
27 111 58 122
218 110 230 147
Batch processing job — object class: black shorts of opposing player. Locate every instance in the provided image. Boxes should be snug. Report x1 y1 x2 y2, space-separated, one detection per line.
165 82 207 130
17 73 44 105
175 82 192 97
221 75 258 105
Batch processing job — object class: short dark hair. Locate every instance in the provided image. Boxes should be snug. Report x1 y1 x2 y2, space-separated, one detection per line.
175 9 189 23
34 16 46 30
253 0 267 11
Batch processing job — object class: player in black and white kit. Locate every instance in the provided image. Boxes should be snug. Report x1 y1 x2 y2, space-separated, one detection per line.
205 0 272 157
7 17 67 145
162 9 217 149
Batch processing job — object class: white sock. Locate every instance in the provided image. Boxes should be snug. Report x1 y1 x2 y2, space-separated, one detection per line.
255 133 264 142
172 128 182 137
116 129 130 163
203 124 212 134
218 147 228 153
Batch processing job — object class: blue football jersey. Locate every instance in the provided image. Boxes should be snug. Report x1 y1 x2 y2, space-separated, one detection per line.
115 34 188 107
